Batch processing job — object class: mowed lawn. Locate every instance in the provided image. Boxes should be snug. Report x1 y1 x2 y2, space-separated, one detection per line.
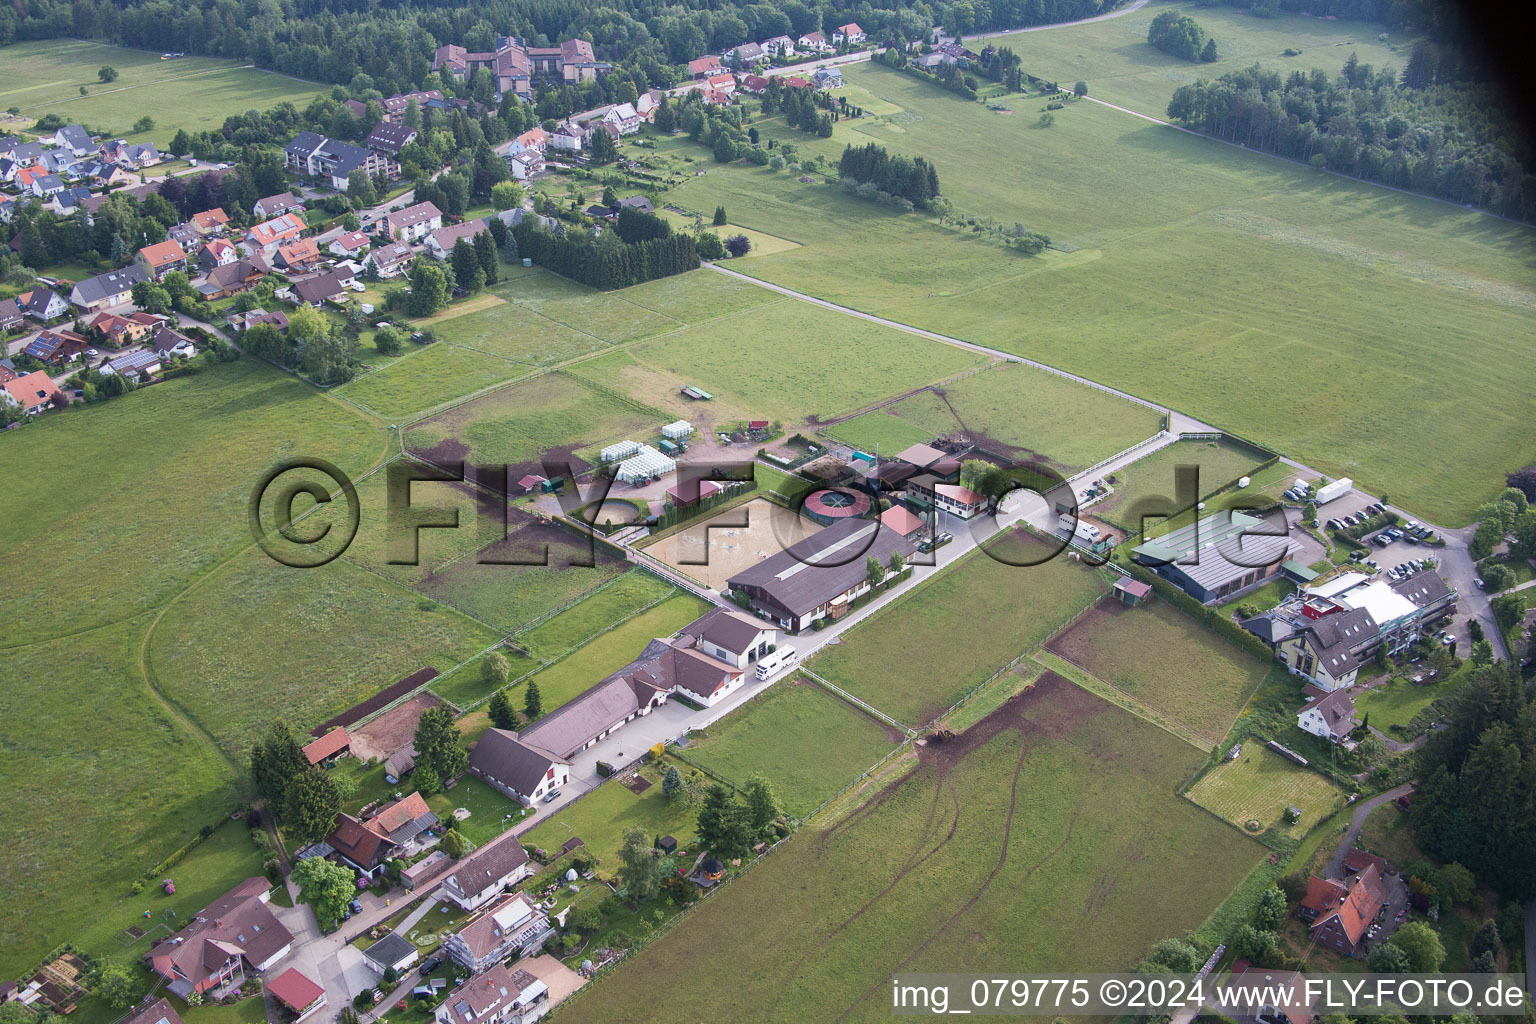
555 675 1262 1023
0 361 386 645
810 530 1108 727
147 548 499 757
506 592 712 716
521 756 702 867
518 570 683 658
1188 744 1346 838
569 295 988 427
683 680 899 816
1092 438 1270 531
0 617 238 978
2 40 323 144
661 66 1536 525
825 361 1163 473
1044 598 1270 746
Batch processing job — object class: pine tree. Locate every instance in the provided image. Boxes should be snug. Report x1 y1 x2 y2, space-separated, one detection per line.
284 766 342 845
488 689 517 730
523 678 544 720
473 229 499 284
412 705 467 793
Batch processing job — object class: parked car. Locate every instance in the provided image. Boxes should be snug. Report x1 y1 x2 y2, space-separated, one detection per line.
419 957 443 976
350 899 363 915
543 788 561 803
1474 577 1485 589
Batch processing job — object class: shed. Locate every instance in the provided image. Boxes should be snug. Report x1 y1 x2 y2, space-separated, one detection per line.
1280 560 1319 584
700 857 725 880
516 474 546 495
658 439 681 455
661 420 693 440
266 969 326 1023
655 835 677 854
363 932 421 975
302 727 351 766
1112 578 1152 606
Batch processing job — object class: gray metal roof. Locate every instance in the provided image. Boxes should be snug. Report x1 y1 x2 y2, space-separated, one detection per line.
727 517 916 618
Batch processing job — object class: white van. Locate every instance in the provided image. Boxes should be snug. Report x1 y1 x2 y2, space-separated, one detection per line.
755 646 798 681
1080 523 1102 543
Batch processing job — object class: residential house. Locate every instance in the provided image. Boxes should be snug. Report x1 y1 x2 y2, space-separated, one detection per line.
728 517 917 631
834 22 867 44
124 998 187 1024
328 230 371 259
324 791 438 876
813 66 845 89
508 150 544 181
381 89 446 123
30 173 66 199
1130 509 1297 605
166 222 201 250
135 239 190 280
601 102 641 135
1297 688 1358 743
103 349 162 381
678 607 777 670
49 186 94 215
440 894 554 974
379 201 443 242
52 125 93 156
226 308 288 333
762 35 796 57
247 213 307 252
265 969 326 1024
688 56 724 78
730 42 765 66
433 37 606 99
0 357 17 382
86 311 152 346
24 328 89 365
192 208 230 236
470 728 571 806
438 831 534 912
636 90 664 119
740 74 771 94
904 474 985 520
701 86 733 106
1298 864 1389 957
18 288 70 321
0 298 24 331
113 142 162 170
254 193 304 220
275 238 322 273
424 221 489 261
198 238 239 269
146 877 294 998
2 371 62 413
0 139 45 164
290 267 356 307
284 132 395 190
145 325 197 361
781 75 813 90
365 121 418 161
363 242 413 278
512 127 549 156
197 258 265 300
1219 964 1313 1024
705 73 737 96
797 32 831 52
69 265 150 313
433 964 549 1024
302 727 351 766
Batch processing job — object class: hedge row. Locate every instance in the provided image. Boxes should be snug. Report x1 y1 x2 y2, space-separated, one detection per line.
1121 560 1276 663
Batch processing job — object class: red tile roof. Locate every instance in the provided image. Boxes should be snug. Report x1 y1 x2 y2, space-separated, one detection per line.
266 968 324 1012
302 727 350 765
880 505 925 536
3 371 62 412
138 239 188 268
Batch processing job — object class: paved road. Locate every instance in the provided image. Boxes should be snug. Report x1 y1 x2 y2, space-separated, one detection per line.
966 0 1151 41
1324 784 1413 880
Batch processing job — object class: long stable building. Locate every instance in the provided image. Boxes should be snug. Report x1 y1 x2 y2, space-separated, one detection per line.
727 518 916 631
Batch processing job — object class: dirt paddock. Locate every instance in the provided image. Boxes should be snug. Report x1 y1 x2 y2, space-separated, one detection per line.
641 497 822 591
350 693 442 762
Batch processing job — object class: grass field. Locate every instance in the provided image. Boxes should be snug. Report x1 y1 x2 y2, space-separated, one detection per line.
555 675 1262 1022
1092 437 1269 530
522 758 702 868
1354 663 1473 736
1044 598 1270 746
517 570 683 658
656 64 1536 525
568 295 989 427
147 548 499 756
1187 744 1346 838
823 360 1163 472
0 617 239 978
681 680 900 816
810 530 1108 727
337 342 535 423
2 40 322 146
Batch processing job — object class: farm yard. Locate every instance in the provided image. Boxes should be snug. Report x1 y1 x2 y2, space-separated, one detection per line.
554 675 1262 1023
680 679 901 817
656 62 1536 524
641 496 820 592
2 40 324 145
1043 598 1270 747
1187 744 1346 840
809 530 1109 728
822 360 1164 473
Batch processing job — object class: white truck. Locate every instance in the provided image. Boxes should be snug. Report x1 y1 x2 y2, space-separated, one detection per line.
1314 477 1353 505
1059 514 1101 544
755 646 798 681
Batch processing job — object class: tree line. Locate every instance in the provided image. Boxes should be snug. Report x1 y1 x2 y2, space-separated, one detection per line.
511 211 699 290
1147 9 1218 63
837 142 942 209
1166 55 1536 218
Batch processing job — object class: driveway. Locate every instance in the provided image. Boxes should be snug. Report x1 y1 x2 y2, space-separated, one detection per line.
1324 783 1413 880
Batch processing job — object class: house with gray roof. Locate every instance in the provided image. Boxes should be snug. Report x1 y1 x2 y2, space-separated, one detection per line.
70 264 150 313
1131 509 1295 605
52 124 93 156
438 831 534 912
470 728 570 807
1298 688 1357 743
434 962 548 1024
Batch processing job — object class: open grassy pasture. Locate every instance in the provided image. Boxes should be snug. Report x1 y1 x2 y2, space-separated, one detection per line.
0 617 238 978
147 548 499 756
517 570 683 657
507 592 712 716
994 0 1410 118
0 361 386 646
337 342 534 423
403 372 660 473
569 294 988 427
682 679 900 816
810 530 1108 727
1091 437 1269 530
1044 598 1270 746
428 294 608 366
521 756 702 867
1 40 323 146
823 360 1163 472
488 268 682 343
1187 744 1346 838
556 675 1262 1023
659 66 1536 524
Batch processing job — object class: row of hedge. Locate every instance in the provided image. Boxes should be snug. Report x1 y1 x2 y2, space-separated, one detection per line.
1120 559 1277 662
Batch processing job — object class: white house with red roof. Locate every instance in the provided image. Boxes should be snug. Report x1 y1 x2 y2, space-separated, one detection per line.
834 22 866 43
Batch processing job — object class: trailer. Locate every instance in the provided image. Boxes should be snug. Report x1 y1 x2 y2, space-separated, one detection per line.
1314 477 1353 505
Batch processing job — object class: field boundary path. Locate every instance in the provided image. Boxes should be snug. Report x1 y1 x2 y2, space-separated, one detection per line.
1323 783 1413 879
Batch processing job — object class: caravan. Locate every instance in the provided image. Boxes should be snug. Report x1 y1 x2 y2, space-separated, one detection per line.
755 646 799 681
